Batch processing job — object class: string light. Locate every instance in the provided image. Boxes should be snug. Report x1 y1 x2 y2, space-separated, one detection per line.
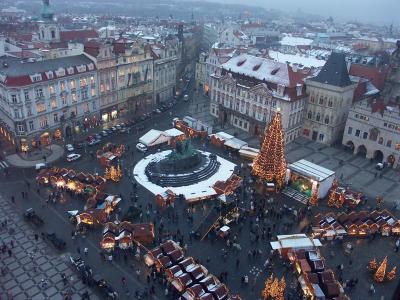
252 112 287 190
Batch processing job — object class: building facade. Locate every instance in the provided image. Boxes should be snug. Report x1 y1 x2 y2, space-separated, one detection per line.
303 53 357 145
209 54 307 143
116 41 154 117
84 41 118 123
0 55 98 152
342 99 400 168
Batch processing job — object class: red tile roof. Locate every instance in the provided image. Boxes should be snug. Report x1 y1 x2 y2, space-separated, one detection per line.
349 64 389 91
60 30 98 42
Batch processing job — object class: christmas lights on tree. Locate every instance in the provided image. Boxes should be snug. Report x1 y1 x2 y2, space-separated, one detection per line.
327 180 338 207
104 165 123 182
374 256 388 283
252 111 287 190
369 258 378 270
261 274 286 300
387 266 397 281
309 186 319 206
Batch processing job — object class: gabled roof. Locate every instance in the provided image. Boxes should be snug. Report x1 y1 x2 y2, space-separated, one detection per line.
60 29 98 42
349 63 389 91
309 52 353 87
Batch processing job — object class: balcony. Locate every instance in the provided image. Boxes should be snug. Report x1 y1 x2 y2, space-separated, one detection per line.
35 95 45 102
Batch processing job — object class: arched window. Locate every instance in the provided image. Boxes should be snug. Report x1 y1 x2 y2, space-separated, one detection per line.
319 96 324 105
378 137 384 145
324 116 329 124
316 113 321 121
307 111 312 119
328 98 333 107
369 128 379 141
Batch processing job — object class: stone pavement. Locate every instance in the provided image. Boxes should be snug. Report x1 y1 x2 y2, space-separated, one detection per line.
0 195 98 300
5 144 64 168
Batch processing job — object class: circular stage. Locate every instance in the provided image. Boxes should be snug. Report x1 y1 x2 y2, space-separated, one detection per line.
133 150 236 201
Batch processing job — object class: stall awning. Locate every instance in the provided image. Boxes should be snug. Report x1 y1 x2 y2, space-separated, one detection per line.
288 159 335 182
139 129 170 147
164 128 185 137
224 138 248 150
212 132 234 142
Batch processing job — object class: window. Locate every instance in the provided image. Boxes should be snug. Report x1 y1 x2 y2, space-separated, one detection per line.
11 94 17 103
49 85 55 94
347 127 353 134
355 129 360 137
387 140 392 148
51 30 55 39
80 78 87 87
369 128 379 141
36 103 46 113
81 90 88 99
53 114 58 122
310 95 315 103
72 93 77 103
29 121 34 131
51 99 57 109
234 118 238 125
91 88 96 97
363 132 368 139
319 133 324 141
324 116 329 124
244 122 248 129
62 96 67 106
24 91 30 101
35 88 44 98
396 143 400 151
307 111 312 119
328 99 333 107
90 76 95 84
27 106 32 116
316 113 320 122
39 117 48 128
70 80 75 89
17 124 24 133
378 137 384 144
14 109 20 118
319 96 324 105
60 82 65 91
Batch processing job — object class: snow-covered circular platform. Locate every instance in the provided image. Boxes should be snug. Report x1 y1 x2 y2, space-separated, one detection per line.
133 150 236 201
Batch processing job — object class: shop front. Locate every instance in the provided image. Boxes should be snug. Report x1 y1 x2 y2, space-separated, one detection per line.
101 107 119 123
287 159 335 199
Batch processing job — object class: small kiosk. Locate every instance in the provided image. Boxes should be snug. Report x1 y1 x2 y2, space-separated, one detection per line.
287 159 335 199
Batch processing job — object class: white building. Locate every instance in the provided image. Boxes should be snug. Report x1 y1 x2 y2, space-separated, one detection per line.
219 28 250 48
343 99 400 168
0 55 98 152
209 54 308 143
279 35 314 52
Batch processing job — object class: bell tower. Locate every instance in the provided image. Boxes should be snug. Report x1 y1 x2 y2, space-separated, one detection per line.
38 0 60 43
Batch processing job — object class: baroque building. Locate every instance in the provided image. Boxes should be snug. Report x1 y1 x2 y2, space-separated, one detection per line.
209 54 307 143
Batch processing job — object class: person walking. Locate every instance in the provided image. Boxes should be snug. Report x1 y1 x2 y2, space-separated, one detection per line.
84 247 88 256
395 239 400 252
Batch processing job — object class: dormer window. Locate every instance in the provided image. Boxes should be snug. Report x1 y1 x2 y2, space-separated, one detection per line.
46 71 54 80
30 74 42 82
77 65 87 73
277 84 285 96
55 68 65 77
296 84 302 96
67 67 74 75
88 63 94 71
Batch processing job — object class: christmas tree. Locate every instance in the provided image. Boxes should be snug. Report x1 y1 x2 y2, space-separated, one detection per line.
252 111 287 189
387 266 397 281
374 256 388 282
104 165 122 182
309 186 319 206
327 180 338 207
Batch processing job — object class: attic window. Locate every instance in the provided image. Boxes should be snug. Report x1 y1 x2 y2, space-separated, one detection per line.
67 67 74 75
271 67 280 75
253 63 262 71
46 71 54 79
55 68 65 77
87 63 94 71
30 74 42 82
237 59 246 67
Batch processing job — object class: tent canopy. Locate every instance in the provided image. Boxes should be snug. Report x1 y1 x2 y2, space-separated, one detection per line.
224 137 248 150
289 159 335 182
139 129 170 147
164 128 185 137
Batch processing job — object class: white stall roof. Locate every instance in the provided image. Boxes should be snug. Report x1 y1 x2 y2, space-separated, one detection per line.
139 129 169 147
271 233 322 250
288 159 335 182
213 131 234 141
164 128 184 137
224 137 248 150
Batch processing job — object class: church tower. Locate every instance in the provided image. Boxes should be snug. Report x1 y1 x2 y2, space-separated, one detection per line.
38 0 60 43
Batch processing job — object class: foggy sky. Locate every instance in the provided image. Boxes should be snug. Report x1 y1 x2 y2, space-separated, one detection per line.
206 0 399 26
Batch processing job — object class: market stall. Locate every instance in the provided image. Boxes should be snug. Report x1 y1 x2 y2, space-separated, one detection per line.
270 234 323 258
224 137 248 151
287 159 335 198
209 132 234 147
155 190 176 207
139 129 170 148
238 146 259 161
164 128 186 147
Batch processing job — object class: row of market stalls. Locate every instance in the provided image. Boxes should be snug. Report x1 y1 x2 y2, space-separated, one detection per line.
139 128 186 148
144 240 241 300
36 167 107 195
270 234 349 300
100 221 155 251
312 210 400 239
153 174 243 207
173 116 211 139
97 143 125 166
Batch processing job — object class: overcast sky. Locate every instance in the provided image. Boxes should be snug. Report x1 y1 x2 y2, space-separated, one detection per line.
209 0 399 25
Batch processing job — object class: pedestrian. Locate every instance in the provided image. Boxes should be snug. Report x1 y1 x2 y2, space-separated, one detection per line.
369 283 375 294
84 247 88 256
37 188 40 195
395 239 400 252
76 247 81 254
7 249 12 257
11 195 15 203
121 277 127 286
21 191 25 199
236 258 240 269
34 233 39 242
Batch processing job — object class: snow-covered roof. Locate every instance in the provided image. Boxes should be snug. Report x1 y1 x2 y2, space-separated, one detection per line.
289 159 335 182
139 129 169 147
212 131 234 141
224 137 248 150
164 128 185 137
271 234 322 250
268 50 326 69
280 36 313 47
221 54 302 87
133 150 236 200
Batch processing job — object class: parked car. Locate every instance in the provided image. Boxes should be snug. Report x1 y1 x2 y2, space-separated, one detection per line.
23 208 44 227
111 126 118 133
100 131 108 137
155 109 162 114
86 135 95 142
88 139 101 146
136 143 147 152
67 153 81 162
119 127 128 133
45 231 66 251
66 144 74 152
95 133 102 140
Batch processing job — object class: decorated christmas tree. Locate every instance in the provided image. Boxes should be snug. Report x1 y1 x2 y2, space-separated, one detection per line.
387 266 397 281
374 256 388 282
104 165 122 182
252 111 287 189
327 180 338 207
309 186 319 206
